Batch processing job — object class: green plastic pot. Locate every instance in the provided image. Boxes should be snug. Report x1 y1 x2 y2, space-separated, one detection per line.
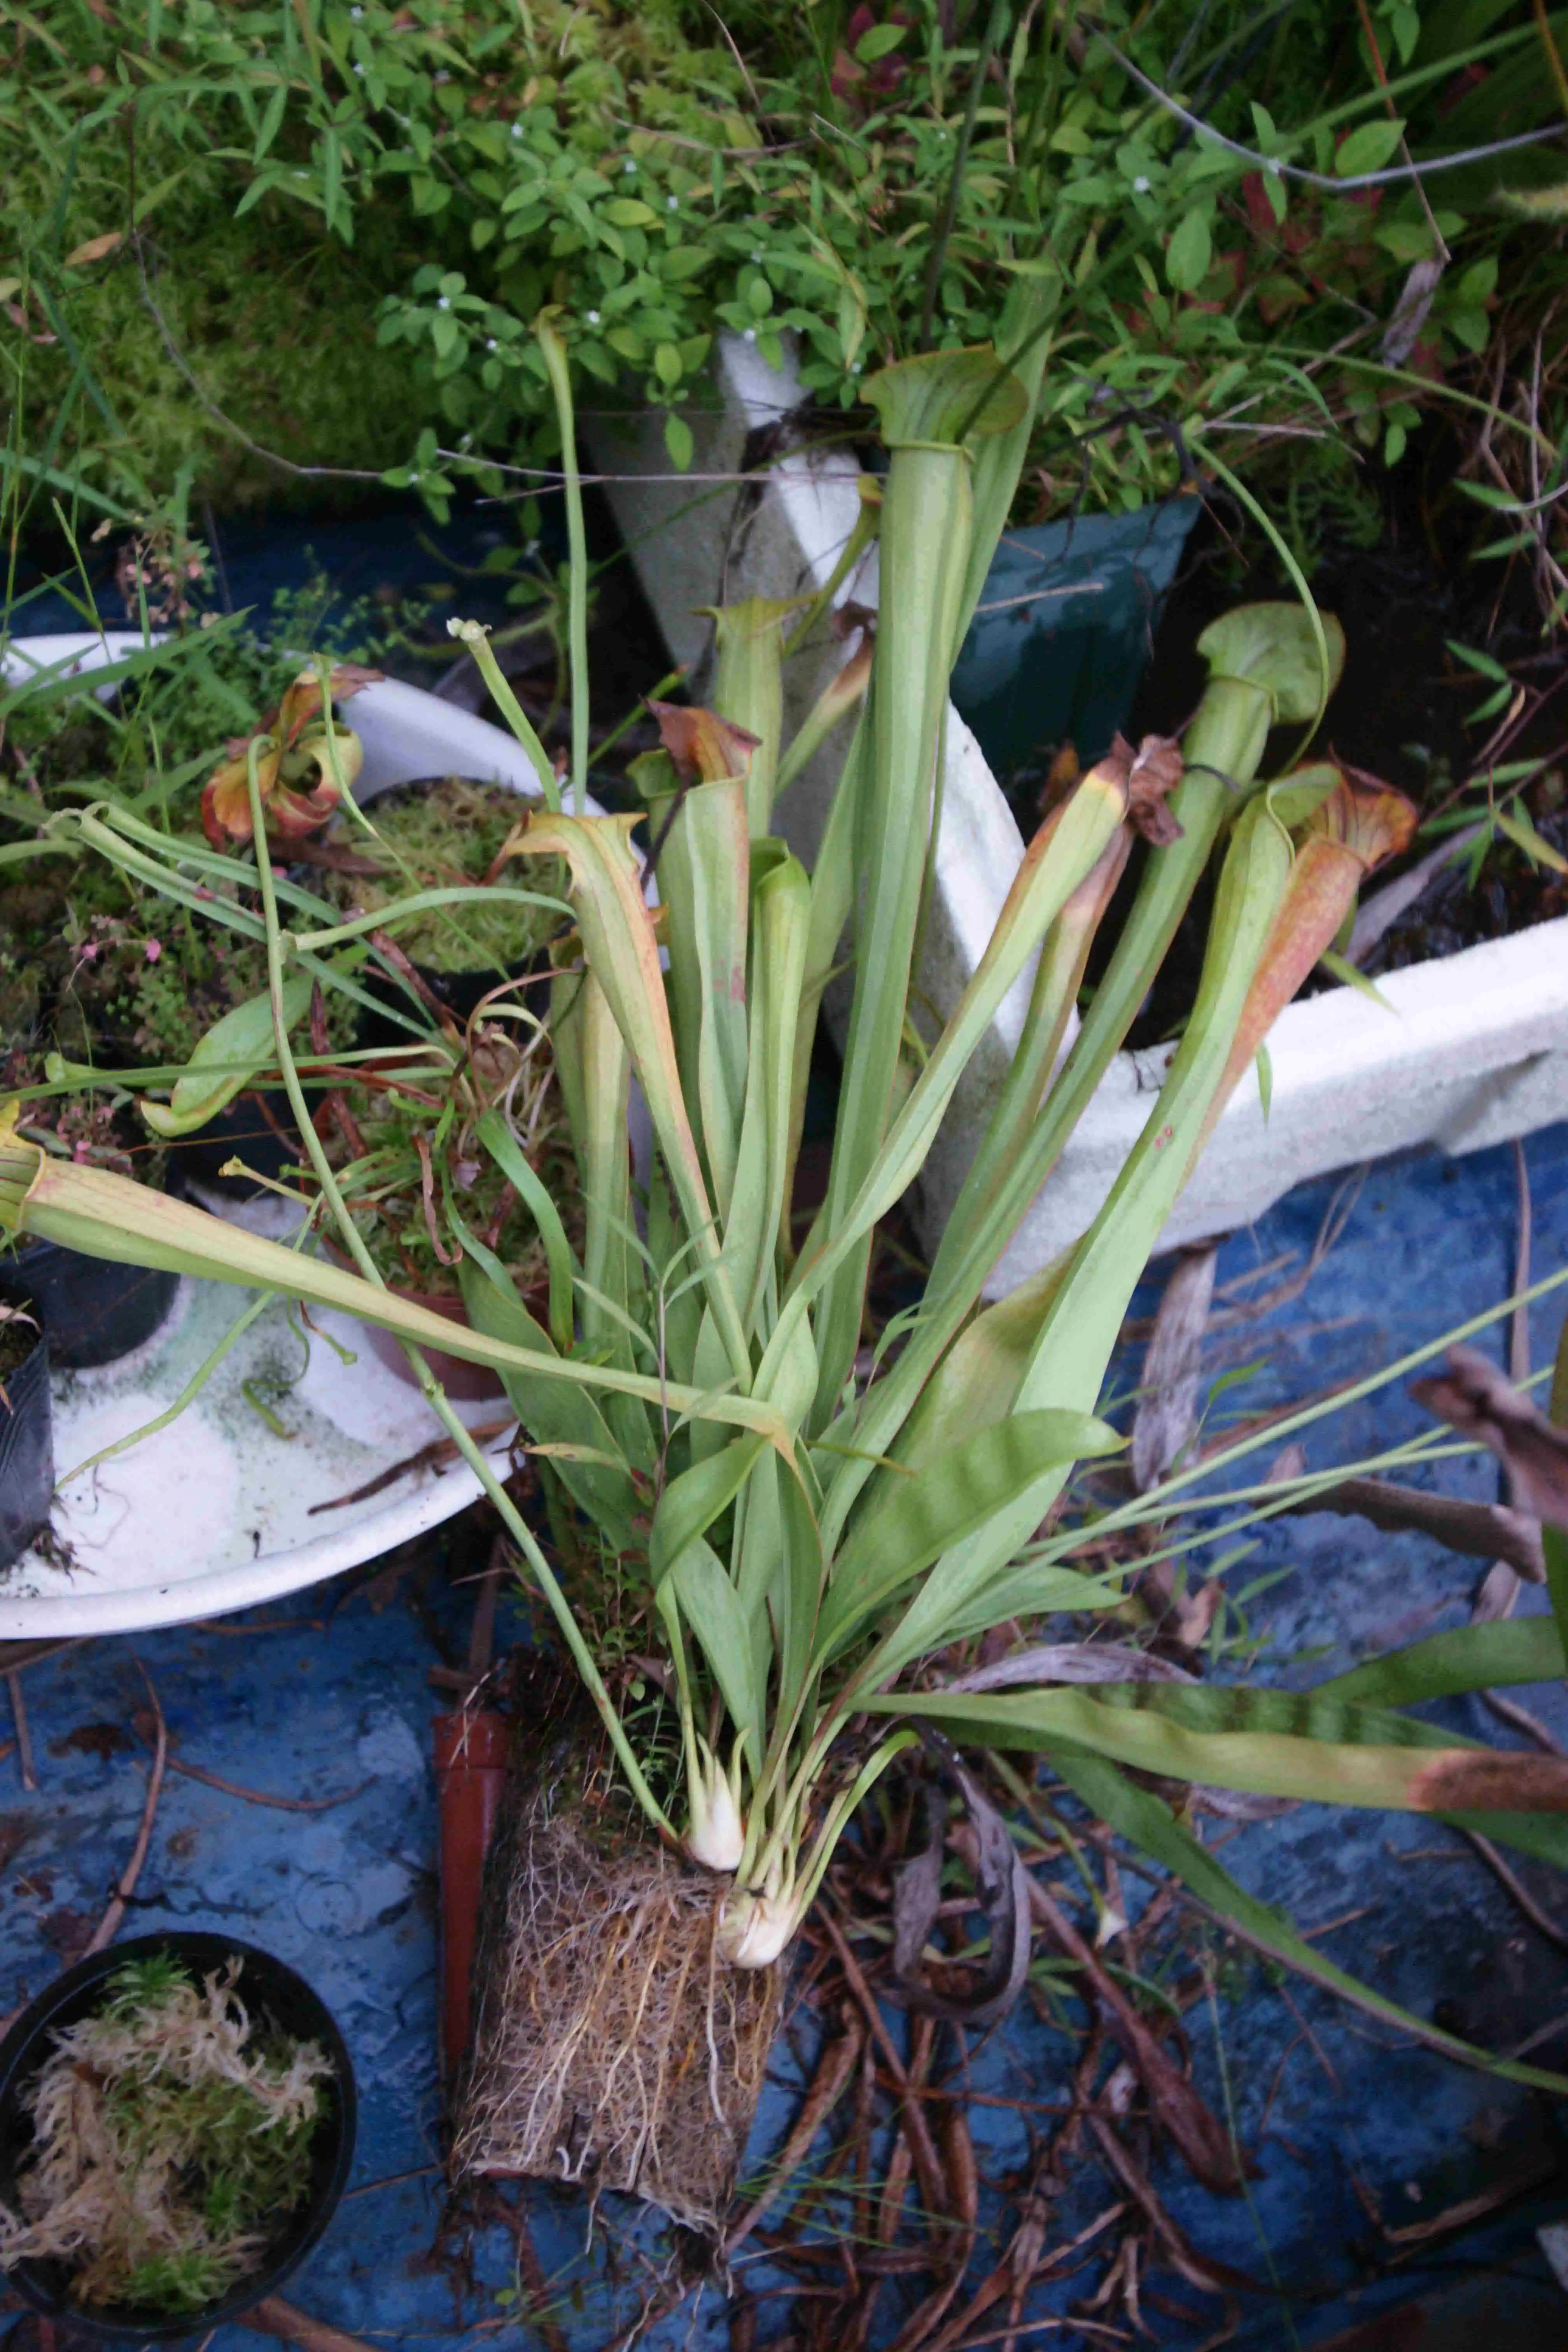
952 495 1200 775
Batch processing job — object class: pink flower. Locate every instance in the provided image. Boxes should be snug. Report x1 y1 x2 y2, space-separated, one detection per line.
144 939 162 963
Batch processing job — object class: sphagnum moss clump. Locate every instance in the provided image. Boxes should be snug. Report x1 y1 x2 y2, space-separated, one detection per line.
0 1953 329 2315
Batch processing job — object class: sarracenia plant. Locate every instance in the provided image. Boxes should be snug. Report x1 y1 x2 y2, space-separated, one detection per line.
8 328 1559 2014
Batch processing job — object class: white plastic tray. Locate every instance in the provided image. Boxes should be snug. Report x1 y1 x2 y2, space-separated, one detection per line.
0 636 579 1635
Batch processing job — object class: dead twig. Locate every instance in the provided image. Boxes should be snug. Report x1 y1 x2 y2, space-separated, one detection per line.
86 1665 166 1954
169 1758 373 1813
820 1911 949 2224
1459 1826 1568 1953
729 2009 866 2249
6 1669 37 1791
1022 1870 1246 2196
238 2298 382 2352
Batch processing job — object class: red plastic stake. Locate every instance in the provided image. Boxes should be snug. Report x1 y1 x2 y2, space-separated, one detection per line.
433 1709 509 2082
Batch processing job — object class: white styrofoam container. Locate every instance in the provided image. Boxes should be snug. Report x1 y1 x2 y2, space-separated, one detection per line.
593 337 1568 1288
0 635 605 1634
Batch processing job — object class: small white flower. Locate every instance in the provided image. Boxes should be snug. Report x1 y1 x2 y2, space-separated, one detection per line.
510 121 525 138
623 157 637 173
586 308 601 324
436 295 452 309
750 248 763 262
666 194 679 211
524 539 540 558
1267 158 1282 175
1133 174 1151 193
850 359 863 374
353 60 366 75
486 336 498 350
743 326 757 342
350 4 362 15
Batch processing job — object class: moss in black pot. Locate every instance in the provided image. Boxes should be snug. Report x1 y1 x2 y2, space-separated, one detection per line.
0 1950 331 2318
336 777 567 994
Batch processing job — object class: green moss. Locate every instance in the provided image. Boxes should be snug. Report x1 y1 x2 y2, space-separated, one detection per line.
0 1954 329 2316
341 778 568 975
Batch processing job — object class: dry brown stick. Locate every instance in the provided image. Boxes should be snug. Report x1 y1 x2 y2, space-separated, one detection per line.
1460 1826 1568 1953
881 2098 980 2352
238 2298 381 2352
1022 1872 1245 2196
87 1667 167 1955
729 2009 866 2249
1087 2118 1264 2301
478 2183 569 2352
467 1535 509 1678
1481 1688 1567 1758
820 1911 948 2223
166 1757 373 1813
6 1669 37 1791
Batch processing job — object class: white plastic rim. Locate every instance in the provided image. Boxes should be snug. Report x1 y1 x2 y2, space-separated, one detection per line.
0 633 602 1635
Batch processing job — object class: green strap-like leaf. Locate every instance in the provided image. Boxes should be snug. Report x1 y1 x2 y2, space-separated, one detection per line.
650 1435 766 1587
1049 1750 1568 2096
140 976 313 1138
820 1408 1122 1664
456 1252 642 1558
867 1681 1568 1815
656 1534 765 1769
1321 1617 1565 1706
476 1107 578 1356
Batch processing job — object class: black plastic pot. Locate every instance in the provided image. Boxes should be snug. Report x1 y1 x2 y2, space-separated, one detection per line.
166 1088 304 1199
355 949 551 1050
0 1931 357 2345
0 1313 53 1572
0 1235 178 1372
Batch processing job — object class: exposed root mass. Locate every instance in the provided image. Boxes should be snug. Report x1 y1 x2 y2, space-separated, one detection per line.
452 1722 781 2235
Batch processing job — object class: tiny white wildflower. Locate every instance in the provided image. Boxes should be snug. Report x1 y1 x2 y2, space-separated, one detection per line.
436 295 452 309
743 325 757 342
586 308 601 324
353 60 366 75
350 4 362 16
510 121 525 138
486 336 498 350
623 158 636 173
1133 174 1151 193
666 194 679 211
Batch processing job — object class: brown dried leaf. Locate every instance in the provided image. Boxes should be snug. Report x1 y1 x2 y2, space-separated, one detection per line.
648 700 760 785
1411 1346 1568 1533
1131 1245 1217 1491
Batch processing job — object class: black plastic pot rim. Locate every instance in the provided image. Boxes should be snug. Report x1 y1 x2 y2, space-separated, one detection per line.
0 1931 357 2345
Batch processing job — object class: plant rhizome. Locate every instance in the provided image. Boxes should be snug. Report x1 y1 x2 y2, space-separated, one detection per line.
0 1952 330 2315
453 1673 781 2234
